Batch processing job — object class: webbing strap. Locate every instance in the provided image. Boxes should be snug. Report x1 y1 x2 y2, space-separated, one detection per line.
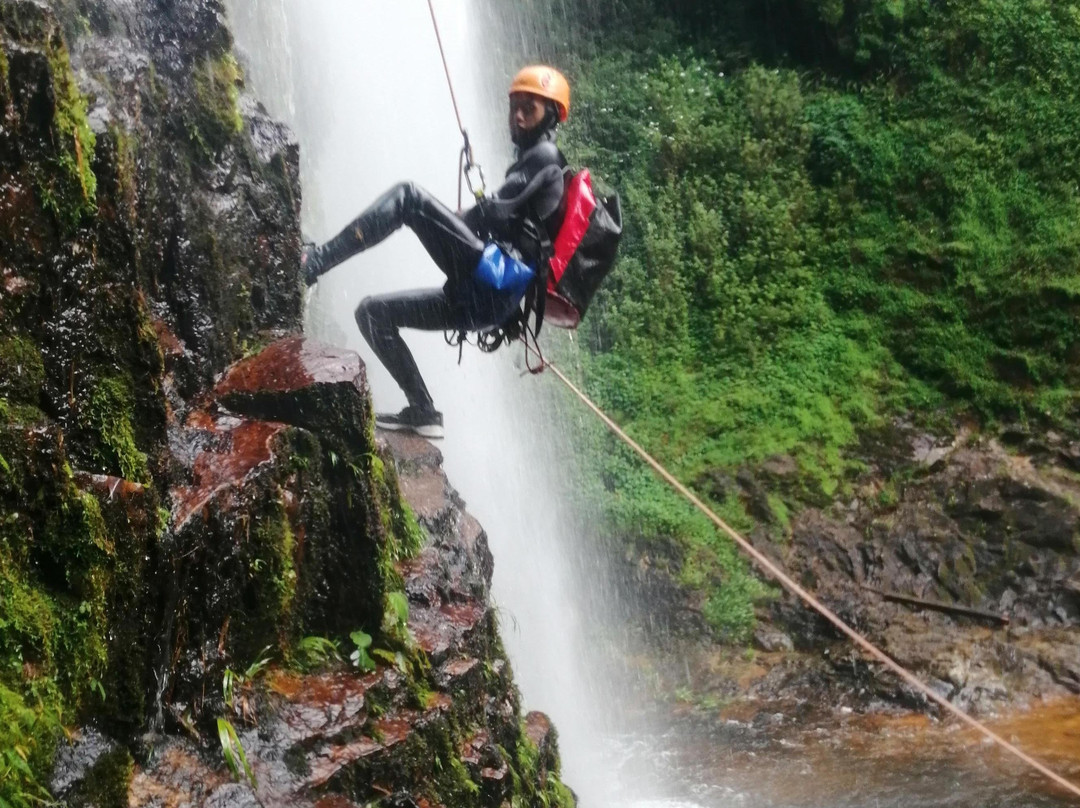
542 358 1080 800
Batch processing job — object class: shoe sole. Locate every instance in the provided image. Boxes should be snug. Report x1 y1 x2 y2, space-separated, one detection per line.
376 422 444 439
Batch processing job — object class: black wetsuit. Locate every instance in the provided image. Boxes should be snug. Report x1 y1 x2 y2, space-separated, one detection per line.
305 129 566 411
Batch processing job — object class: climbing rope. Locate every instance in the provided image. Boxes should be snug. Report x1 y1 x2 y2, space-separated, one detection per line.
541 359 1080 800
426 0 485 210
418 9 1080 797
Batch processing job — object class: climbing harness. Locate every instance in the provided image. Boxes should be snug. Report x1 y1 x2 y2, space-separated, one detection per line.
426 0 486 211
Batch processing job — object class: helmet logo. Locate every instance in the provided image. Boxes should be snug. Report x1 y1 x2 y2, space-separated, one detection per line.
540 71 552 90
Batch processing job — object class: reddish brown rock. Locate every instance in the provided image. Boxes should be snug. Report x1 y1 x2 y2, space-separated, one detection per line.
170 415 287 529
215 337 374 451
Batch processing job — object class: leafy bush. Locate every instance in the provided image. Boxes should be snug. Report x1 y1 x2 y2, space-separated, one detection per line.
556 0 1080 638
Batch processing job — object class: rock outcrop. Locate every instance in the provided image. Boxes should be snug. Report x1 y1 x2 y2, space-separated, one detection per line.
629 424 1080 723
770 430 1080 713
74 342 571 807
0 2 573 805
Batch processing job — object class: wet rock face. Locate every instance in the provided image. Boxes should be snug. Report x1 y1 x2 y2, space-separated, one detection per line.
766 433 1080 713
216 336 375 449
130 429 574 808
625 426 1080 726
0 2 574 804
158 339 394 715
1 0 304 766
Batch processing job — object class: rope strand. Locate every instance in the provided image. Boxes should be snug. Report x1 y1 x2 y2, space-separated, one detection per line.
426 0 484 209
426 0 465 135
542 359 1080 801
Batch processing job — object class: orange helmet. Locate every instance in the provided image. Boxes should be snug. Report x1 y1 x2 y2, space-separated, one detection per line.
509 66 570 122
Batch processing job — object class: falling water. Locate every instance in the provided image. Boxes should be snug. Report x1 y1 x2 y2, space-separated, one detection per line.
223 2 674 805
223 5 1080 807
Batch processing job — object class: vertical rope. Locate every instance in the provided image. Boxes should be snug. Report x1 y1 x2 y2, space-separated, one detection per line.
426 0 466 135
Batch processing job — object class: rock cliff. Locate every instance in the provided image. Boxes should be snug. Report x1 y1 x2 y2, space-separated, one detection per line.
0 2 572 805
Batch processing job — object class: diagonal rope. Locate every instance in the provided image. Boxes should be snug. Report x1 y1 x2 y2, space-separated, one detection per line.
542 358 1080 800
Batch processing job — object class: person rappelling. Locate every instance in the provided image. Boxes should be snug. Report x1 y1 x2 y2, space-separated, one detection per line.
301 67 572 438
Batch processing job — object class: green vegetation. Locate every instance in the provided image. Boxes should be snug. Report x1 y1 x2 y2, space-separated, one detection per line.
0 41 10 97
295 635 342 670
82 374 149 482
217 717 256 788
0 432 119 805
42 33 97 229
349 629 376 672
189 52 244 154
551 0 1080 637
0 683 59 808
0 337 45 404
505 725 575 808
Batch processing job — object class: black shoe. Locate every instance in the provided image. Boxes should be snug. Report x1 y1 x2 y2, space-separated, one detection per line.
301 242 321 287
375 406 444 439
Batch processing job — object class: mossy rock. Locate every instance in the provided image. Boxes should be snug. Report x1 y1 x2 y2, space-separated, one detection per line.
0 336 45 403
187 52 243 156
78 373 149 483
62 747 134 808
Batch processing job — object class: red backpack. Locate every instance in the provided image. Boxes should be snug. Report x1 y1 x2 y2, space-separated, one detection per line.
470 168 621 359
539 169 622 330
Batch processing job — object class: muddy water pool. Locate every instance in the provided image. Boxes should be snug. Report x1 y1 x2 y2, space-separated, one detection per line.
589 700 1080 808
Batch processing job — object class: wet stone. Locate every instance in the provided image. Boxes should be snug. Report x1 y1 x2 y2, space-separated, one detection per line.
312 797 363 808
215 337 374 451
524 710 560 776
379 432 443 474
50 728 117 797
397 470 454 531
205 783 261 808
169 413 287 529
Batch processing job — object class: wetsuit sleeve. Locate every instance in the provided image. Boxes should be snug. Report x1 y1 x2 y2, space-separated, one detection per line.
482 141 565 227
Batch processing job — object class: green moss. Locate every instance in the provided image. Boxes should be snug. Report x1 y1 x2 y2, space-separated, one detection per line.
277 506 297 621
0 553 59 675
0 41 9 102
0 477 116 800
188 52 243 154
0 398 46 426
82 374 149 483
427 730 480 805
40 34 97 229
109 125 138 224
240 496 301 659
371 447 426 594
501 724 575 808
0 337 45 404
69 747 133 808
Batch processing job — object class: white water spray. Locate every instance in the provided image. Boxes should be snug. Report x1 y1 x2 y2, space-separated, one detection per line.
222 3 672 805
221 7 1080 808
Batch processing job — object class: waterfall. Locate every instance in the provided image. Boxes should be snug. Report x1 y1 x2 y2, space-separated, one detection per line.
222 3 666 805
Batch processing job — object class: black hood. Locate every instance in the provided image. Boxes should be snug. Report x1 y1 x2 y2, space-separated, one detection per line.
510 102 560 151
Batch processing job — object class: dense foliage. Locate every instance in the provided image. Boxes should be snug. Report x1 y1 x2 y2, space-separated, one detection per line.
548 0 1080 636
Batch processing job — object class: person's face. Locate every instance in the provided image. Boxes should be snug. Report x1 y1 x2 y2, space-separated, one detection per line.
509 92 547 140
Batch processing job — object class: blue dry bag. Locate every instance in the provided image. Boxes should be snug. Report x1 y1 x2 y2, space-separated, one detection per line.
474 243 535 298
